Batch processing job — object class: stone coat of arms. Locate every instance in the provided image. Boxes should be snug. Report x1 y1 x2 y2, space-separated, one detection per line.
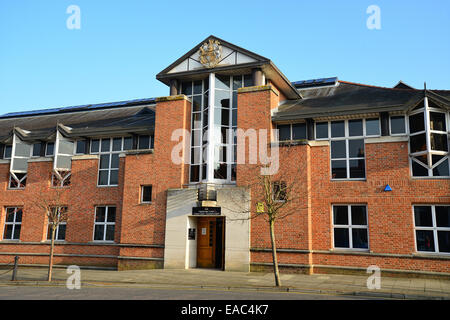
199 39 222 68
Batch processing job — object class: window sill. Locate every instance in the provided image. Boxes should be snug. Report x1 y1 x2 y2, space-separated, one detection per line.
413 252 450 258
139 202 152 205
331 248 370 253
89 241 116 244
7 188 26 191
331 179 366 182
0 240 21 243
411 176 450 180
97 185 119 188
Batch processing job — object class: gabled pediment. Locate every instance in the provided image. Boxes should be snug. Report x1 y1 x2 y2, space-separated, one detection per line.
157 35 269 78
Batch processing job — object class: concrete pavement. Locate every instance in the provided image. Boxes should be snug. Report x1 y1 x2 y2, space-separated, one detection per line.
0 267 449 299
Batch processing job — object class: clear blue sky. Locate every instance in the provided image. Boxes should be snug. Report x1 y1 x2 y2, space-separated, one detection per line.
0 0 449 115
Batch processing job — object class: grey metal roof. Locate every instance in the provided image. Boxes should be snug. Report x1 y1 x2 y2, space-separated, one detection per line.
272 81 450 121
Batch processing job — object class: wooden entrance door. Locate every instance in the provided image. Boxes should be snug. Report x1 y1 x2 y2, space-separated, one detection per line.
197 217 216 268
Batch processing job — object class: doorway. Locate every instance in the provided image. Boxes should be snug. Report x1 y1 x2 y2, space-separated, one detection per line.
196 217 225 269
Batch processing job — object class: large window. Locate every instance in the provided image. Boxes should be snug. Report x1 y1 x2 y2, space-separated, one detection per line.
315 119 379 179
414 205 450 254
277 123 307 141
409 99 450 177
333 205 369 250
47 207 67 241
3 207 22 240
93 206 116 242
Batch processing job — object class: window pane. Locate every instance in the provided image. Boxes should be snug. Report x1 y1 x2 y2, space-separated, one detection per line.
101 139 110 152
105 225 115 241
111 154 120 169
214 163 227 179
110 170 119 185
142 186 152 202
436 206 450 227
192 95 202 112
349 139 364 158
412 160 429 177
430 133 448 151
107 207 116 222
331 160 347 179
3 225 13 240
316 122 328 139
278 125 290 141
409 112 425 133
112 138 122 151
416 230 435 252
233 77 242 90
90 140 99 153
190 165 200 182
94 225 105 241
123 137 133 150
349 159 365 178
331 141 346 159
333 206 348 225
390 116 406 134
437 231 450 253
191 147 201 164
96 207 106 222
292 123 306 140
98 171 109 185
138 135 150 149
331 121 345 138
192 112 201 130
32 143 41 156
181 81 192 96
352 229 368 249
57 224 66 241
215 75 230 90
433 159 449 176
76 140 87 154
410 133 427 153
15 209 22 222
100 155 110 169
334 228 349 248
193 80 202 95
351 206 367 225
13 225 21 240
348 120 363 136
6 209 15 222
366 118 380 136
46 142 55 156
414 206 433 227
244 74 253 87
430 112 446 131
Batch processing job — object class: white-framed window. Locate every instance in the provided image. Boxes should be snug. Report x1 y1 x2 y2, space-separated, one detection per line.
74 140 87 155
389 115 407 135
8 173 27 189
3 207 22 240
47 207 67 241
413 205 450 254
272 181 287 202
93 206 116 242
332 205 369 250
31 142 42 157
277 123 307 141
141 185 152 203
45 142 55 156
3 145 12 159
51 171 71 187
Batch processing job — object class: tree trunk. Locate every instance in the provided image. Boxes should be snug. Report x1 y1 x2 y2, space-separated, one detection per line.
48 226 56 282
269 219 281 287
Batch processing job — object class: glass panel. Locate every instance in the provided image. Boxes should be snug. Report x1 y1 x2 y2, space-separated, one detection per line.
110 170 119 185
232 91 238 109
215 75 230 90
436 206 450 227
123 137 133 150
292 123 307 140
107 207 116 222
191 147 201 164
94 225 105 241
203 92 209 110
193 80 202 95
192 112 202 130
202 163 207 181
98 170 109 185
46 142 55 156
57 224 66 241
331 160 347 179
348 119 363 136
432 154 444 166
233 76 242 90
414 206 433 227
334 228 349 248
76 140 86 154
3 225 13 240
410 133 427 153
190 165 200 182
349 139 364 157
433 159 449 176
430 133 448 151
203 108 209 128
32 143 41 156
416 230 435 252
112 138 122 151
331 121 345 138
192 95 202 112
390 116 406 134
138 135 150 149
15 209 22 222
231 164 236 181
409 112 425 133
181 81 192 96
6 209 15 222
12 225 21 240
90 140 99 153
214 163 227 179
232 109 237 126
215 90 230 108
430 112 446 131
142 186 152 202
352 229 368 249
96 207 106 222
192 130 202 147
244 74 253 87
316 122 328 139
101 139 110 152
349 159 365 178
278 125 291 141
4 145 12 158
106 225 115 241
331 141 346 159
437 231 450 253
100 155 110 169
220 127 228 144
333 206 348 225
412 160 429 176
366 118 380 136
111 154 119 168
351 206 367 225
221 109 229 126
15 141 31 157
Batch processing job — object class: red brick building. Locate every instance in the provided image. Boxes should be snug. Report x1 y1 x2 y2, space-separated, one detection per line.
0 36 449 277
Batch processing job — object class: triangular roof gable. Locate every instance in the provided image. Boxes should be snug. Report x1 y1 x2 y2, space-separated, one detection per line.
393 81 415 90
157 35 270 77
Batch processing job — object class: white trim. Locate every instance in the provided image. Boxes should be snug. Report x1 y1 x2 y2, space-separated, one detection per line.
332 204 369 251
92 206 116 242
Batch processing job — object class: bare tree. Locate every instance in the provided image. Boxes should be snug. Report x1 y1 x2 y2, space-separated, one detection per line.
32 188 68 281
